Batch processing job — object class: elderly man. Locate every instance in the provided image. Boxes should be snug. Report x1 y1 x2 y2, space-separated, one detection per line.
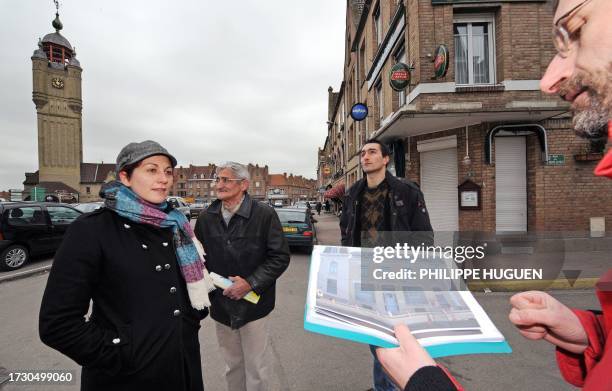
195 162 290 391
377 0 611 390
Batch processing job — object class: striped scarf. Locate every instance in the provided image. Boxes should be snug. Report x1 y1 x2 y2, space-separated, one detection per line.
100 181 214 310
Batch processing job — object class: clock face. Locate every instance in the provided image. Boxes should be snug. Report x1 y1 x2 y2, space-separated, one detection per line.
51 77 64 89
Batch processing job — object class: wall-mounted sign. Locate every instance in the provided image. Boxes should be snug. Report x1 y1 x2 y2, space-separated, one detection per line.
547 154 565 165
350 103 368 121
458 180 481 210
323 167 331 175
389 62 411 91
432 45 449 79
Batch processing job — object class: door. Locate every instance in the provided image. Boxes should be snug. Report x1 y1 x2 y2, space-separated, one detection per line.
420 147 459 232
495 137 527 232
4 206 53 254
46 206 82 249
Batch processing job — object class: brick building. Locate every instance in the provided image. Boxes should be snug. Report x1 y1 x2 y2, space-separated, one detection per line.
321 0 612 233
268 173 318 206
171 164 314 205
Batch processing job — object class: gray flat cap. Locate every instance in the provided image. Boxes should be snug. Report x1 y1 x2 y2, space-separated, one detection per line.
116 140 177 172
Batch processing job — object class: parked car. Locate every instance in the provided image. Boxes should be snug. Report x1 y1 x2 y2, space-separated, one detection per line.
273 200 284 208
0 202 82 271
189 202 208 219
274 207 317 253
73 201 104 213
166 196 191 219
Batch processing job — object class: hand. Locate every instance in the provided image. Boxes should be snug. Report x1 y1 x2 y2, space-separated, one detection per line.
509 291 588 354
223 276 252 300
376 324 436 389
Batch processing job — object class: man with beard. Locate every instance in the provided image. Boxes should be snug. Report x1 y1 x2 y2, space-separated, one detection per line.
375 0 611 390
508 0 612 389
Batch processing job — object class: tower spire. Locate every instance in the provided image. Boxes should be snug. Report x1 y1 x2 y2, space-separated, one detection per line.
52 0 63 32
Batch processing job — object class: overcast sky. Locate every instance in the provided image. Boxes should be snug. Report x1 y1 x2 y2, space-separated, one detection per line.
0 1 346 189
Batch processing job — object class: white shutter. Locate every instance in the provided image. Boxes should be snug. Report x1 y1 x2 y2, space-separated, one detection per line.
495 137 527 232
420 147 458 232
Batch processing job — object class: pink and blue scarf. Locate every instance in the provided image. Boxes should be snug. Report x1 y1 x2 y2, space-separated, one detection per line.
101 181 214 310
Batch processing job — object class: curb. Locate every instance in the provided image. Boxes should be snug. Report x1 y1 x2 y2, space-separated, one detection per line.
0 264 52 284
467 277 599 292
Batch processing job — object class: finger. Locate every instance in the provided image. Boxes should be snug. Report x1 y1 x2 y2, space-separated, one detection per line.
510 291 545 310
518 329 546 341
510 308 553 327
394 325 433 363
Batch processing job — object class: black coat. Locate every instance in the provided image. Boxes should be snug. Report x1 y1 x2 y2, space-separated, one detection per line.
194 194 290 329
340 170 433 246
39 208 207 391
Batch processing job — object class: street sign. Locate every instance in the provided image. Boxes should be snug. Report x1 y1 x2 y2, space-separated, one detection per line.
432 44 449 79
548 154 565 165
350 103 368 121
9 189 22 201
389 62 411 91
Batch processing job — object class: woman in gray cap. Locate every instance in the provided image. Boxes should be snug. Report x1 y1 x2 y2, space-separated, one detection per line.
39 140 215 391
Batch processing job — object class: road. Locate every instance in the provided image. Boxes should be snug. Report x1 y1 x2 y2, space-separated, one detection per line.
0 213 600 390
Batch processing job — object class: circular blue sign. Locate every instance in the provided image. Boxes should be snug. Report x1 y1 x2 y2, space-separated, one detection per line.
351 103 368 121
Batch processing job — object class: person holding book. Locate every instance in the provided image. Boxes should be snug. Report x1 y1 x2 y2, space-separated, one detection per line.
39 140 214 391
194 161 290 391
340 139 433 391
379 0 612 389
508 0 612 389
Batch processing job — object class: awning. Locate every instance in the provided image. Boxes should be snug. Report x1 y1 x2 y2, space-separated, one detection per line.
324 183 345 199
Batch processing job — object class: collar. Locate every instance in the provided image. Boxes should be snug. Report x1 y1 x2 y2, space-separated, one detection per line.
593 121 612 178
207 193 252 219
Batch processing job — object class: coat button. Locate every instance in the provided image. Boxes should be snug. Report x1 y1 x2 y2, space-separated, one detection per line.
142 244 148 250
155 265 162 272
162 242 169 247
112 338 121 344
173 310 181 317
164 264 171 270
170 287 177 293
123 224 130 229
227 240 231 245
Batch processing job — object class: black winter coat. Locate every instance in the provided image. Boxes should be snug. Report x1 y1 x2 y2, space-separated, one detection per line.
340 170 433 247
194 194 290 329
39 208 207 391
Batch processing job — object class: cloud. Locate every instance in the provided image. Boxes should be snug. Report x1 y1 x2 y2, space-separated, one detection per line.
0 0 345 188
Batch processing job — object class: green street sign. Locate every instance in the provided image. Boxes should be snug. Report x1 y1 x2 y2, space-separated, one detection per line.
548 154 565 165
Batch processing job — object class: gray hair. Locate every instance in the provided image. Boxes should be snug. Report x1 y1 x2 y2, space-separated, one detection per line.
215 161 250 181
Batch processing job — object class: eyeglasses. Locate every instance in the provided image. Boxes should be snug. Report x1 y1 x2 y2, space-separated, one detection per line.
214 176 243 184
553 0 593 58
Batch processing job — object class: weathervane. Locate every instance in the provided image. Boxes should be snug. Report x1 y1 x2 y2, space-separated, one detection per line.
54 0 60 14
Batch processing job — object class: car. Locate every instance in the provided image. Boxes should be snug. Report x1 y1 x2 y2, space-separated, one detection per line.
273 200 284 208
166 196 191 219
189 202 208 219
274 207 317 253
0 202 82 271
293 201 310 209
73 201 104 213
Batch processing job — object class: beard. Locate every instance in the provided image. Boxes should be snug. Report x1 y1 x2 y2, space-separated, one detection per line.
558 68 612 139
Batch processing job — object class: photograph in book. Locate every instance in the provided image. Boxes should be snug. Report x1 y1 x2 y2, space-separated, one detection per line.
304 245 512 358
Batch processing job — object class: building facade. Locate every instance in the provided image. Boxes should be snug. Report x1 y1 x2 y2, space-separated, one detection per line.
322 0 612 233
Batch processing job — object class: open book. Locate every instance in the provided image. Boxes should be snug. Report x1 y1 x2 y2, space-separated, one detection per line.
304 245 511 358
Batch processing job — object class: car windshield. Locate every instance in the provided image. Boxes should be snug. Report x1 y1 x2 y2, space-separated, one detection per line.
276 210 306 223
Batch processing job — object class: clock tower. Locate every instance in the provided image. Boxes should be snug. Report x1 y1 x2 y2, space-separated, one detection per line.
31 7 82 192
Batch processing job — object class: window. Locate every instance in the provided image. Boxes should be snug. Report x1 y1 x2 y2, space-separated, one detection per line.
375 81 383 122
7 207 45 226
454 15 495 85
395 45 407 107
47 206 81 225
86 186 91 194
256 181 260 187
326 279 337 294
374 6 382 48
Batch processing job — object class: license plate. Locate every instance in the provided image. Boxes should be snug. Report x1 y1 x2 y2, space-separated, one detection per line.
283 226 298 233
